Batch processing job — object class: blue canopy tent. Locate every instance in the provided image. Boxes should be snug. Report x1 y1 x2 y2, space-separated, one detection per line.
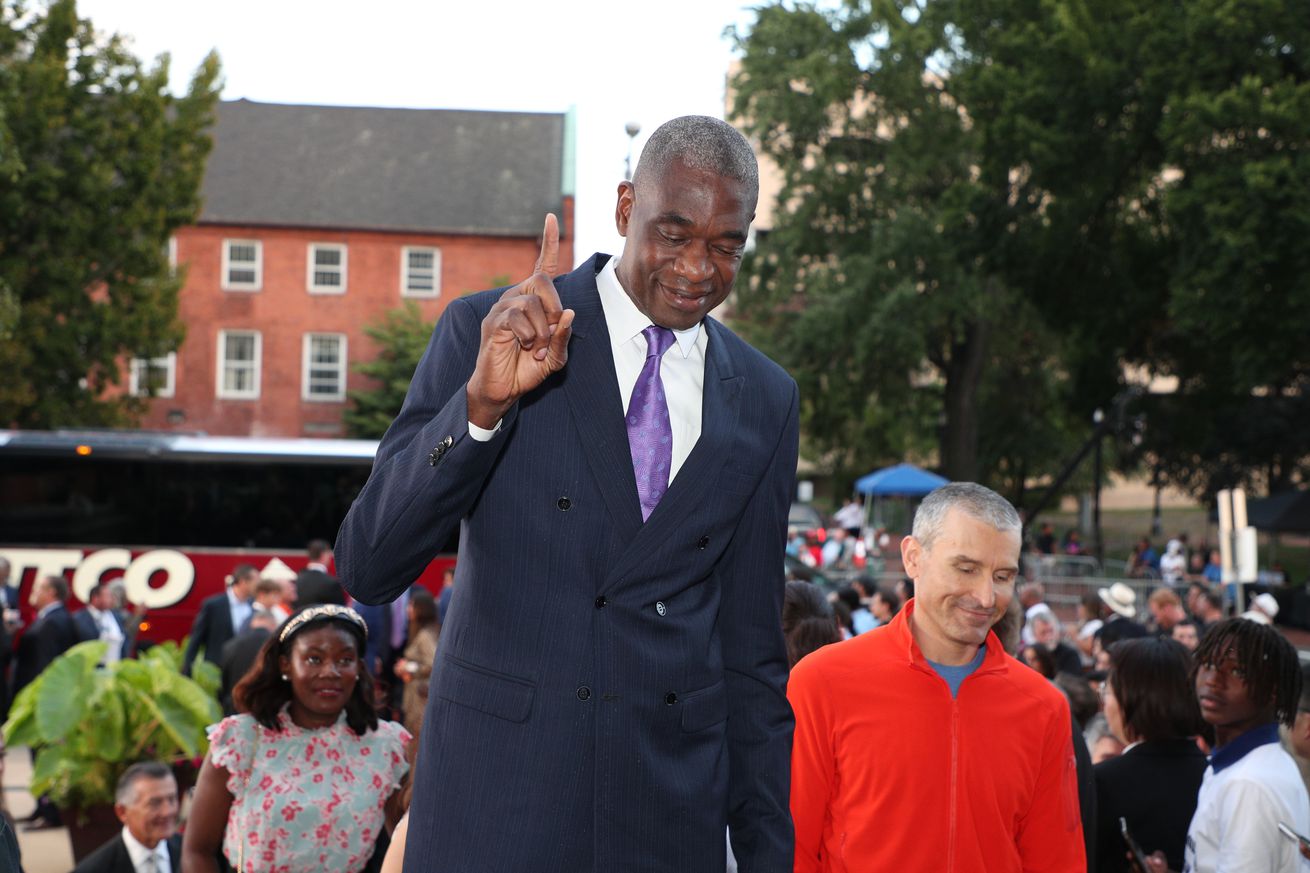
854 463 950 533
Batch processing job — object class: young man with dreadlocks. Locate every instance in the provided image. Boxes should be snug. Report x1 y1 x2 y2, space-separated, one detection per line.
1146 617 1310 872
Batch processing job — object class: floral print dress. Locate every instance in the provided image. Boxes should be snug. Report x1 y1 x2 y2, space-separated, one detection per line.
207 708 411 873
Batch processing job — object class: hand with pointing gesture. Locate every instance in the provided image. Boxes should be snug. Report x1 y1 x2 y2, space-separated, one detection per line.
466 214 575 429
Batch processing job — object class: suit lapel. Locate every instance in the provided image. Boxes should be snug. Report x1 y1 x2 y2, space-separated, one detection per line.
603 317 743 590
558 258 644 543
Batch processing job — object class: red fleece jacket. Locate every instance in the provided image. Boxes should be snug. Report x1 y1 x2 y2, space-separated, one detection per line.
788 600 1085 873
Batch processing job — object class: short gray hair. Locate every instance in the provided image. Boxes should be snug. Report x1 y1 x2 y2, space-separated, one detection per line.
632 115 759 206
912 482 1021 551
115 761 175 806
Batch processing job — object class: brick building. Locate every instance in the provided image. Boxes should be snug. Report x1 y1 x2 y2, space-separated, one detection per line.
133 99 575 437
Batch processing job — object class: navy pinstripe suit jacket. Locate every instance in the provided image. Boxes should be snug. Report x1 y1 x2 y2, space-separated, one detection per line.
337 254 798 872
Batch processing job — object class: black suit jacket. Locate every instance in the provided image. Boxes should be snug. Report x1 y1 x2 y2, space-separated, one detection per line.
181 593 235 674
1093 738 1207 872
338 255 800 872
13 603 76 692
72 832 182 873
72 608 127 661
293 568 345 609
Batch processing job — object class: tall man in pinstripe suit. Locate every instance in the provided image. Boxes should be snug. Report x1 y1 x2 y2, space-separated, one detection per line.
337 116 799 872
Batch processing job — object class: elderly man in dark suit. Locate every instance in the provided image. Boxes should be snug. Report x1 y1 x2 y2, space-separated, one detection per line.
72 761 182 873
181 564 256 675
337 116 799 873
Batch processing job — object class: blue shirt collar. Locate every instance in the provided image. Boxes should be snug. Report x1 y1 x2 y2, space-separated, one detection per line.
1210 722 1279 774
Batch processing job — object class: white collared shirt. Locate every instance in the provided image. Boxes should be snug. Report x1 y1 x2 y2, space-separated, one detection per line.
468 256 708 483
87 605 124 664
226 589 252 634
595 255 706 482
121 825 170 873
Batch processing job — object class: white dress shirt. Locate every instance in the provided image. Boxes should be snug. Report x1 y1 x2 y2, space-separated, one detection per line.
594 255 705 482
86 605 124 664
226 589 252 634
468 256 708 484
121 825 171 873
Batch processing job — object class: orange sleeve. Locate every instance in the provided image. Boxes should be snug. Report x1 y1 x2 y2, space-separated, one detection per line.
1016 700 1087 872
788 655 834 873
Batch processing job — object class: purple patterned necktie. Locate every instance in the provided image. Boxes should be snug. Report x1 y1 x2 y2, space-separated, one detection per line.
627 325 676 521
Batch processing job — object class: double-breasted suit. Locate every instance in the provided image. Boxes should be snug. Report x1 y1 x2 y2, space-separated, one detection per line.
337 255 799 872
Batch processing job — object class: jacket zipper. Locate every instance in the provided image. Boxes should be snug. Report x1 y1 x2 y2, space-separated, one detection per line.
947 699 960 873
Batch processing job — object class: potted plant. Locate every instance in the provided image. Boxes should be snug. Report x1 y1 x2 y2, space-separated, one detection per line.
2 639 222 861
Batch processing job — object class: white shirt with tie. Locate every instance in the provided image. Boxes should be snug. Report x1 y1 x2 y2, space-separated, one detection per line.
121 825 170 873
468 256 708 484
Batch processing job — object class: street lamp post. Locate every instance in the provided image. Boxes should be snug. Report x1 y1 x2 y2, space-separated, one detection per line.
1092 407 1104 564
624 121 641 181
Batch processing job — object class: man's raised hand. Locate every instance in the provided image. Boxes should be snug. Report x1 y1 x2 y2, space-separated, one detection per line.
466 214 576 429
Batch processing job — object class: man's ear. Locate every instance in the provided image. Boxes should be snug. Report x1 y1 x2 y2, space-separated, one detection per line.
114 802 129 825
901 536 922 578
615 181 635 237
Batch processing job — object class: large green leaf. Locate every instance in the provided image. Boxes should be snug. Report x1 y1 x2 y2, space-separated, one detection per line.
191 658 221 698
33 641 105 742
130 687 200 759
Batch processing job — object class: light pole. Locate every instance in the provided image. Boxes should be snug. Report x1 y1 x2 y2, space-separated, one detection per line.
1092 407 1104 564
624 121 641 181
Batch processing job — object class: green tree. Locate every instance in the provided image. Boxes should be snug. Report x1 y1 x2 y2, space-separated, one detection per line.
0 0 220 427
730 0 1308 502
345 302 436 439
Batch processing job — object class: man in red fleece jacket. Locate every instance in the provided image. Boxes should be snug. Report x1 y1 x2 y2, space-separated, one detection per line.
788 482 1085 873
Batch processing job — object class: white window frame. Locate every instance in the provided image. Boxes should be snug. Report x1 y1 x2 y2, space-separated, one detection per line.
216 330 262 400
129 352 177 398
401 246 441 298
307 243 348 294
221 239 262 291
302 333 348 402
167 236 178 277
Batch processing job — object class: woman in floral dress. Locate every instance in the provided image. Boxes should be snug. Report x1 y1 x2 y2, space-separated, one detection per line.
183 605 410 873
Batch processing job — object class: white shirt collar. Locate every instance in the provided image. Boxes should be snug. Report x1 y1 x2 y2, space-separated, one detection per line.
36 601 61 620
597 256 701 358
121 825 170 871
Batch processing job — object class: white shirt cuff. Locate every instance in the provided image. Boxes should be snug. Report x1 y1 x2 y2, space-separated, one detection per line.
467 419 502 442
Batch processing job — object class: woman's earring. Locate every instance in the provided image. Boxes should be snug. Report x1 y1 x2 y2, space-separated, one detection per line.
281 673 289 681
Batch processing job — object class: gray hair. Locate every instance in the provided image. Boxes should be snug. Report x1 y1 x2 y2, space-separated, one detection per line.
632 115 759 205
911 482 1021 551
115 761 175 806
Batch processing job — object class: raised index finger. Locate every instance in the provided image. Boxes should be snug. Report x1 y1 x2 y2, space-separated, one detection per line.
534 213 560 277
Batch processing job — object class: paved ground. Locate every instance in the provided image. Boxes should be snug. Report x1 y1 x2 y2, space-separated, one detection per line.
4 748 74 873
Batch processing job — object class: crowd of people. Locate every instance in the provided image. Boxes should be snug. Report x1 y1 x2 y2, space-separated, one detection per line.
4 116 1310 873
0 539 452 873
804 493 1310 872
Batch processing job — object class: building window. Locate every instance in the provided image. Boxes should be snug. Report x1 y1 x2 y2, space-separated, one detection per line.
308 243 347 294
167 236 178 277
216 330 261 399
129 353 176 398
401 246 441 297
221 240 262 291
302 333 347 401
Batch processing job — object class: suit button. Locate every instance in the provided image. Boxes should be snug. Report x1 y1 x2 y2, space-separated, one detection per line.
557 496 571 511
577 686 591 701
655 601 667 616
428 446 444 466
665 692 678 705
594 596 607 609
697 535 710 550
442 435 454 448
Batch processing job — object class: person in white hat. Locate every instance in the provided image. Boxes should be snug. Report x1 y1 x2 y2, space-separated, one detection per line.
1095 582 1149 649
1241 592 1280 626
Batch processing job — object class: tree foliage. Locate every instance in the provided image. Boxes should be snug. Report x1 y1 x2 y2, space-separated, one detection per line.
730 0 1310 502
0 0 220 427
345 302 436 439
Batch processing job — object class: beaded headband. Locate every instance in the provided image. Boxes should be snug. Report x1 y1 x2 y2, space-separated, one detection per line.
278 604 369 644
